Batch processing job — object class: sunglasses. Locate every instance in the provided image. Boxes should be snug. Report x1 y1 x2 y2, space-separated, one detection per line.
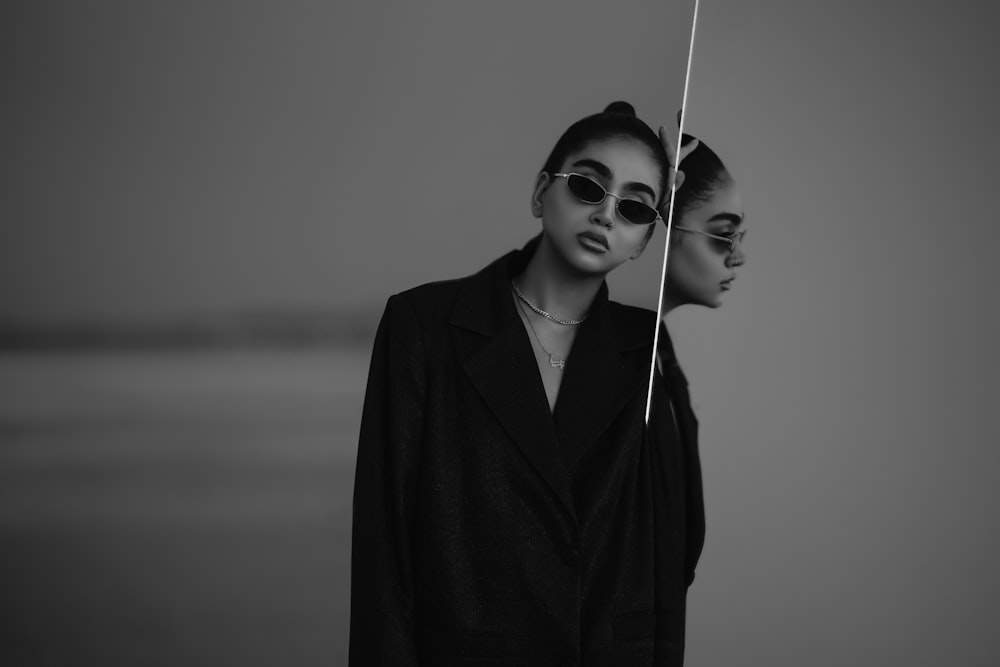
551 172 662 226
674 225 746 253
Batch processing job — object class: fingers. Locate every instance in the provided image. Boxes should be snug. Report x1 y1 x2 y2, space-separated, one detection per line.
658 126 680 199
660 118 701 199
658 125 678 168
675 106 700 157
660 125 700 167
678 137 700 163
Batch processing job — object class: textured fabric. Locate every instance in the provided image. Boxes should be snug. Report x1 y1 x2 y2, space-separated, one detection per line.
655 322 705 590
350 237 705 666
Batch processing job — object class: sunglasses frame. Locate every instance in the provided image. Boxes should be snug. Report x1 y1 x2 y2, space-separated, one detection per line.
550 172 662 226
673 225 746 253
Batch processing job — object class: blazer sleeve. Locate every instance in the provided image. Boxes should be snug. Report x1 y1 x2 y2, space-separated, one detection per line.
649 364 705 590
670 364 704 589
349 293 426 666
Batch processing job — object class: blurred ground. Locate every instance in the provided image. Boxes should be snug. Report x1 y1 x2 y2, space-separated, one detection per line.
0 347 367 666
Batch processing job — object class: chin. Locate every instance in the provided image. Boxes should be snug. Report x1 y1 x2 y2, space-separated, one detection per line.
699 293 724 309
565 247 620 276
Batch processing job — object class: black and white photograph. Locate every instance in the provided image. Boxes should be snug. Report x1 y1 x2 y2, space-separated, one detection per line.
2 1 998 665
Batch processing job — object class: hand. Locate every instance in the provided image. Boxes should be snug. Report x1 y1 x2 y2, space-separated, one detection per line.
659 108 699 195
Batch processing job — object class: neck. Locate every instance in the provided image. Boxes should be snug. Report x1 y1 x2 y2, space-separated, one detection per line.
516 235 605 321
659 289 682 323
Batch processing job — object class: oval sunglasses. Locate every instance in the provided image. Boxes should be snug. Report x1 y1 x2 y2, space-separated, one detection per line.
553 171 746 251
672 225 746 253
551 172 662 226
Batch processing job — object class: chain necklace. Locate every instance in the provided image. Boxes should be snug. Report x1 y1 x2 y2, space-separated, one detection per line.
514 292 567 370
510 279 588 326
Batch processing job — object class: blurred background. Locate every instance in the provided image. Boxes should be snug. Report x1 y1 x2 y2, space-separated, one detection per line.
674 1 1000 665
5 1 1000 666
0 1 694 664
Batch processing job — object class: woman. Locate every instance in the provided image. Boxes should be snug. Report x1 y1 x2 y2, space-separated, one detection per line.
646 134 746 660
350 102 693 666
661 134 745 315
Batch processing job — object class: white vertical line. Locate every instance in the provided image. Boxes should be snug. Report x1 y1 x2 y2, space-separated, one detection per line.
645 0 699 424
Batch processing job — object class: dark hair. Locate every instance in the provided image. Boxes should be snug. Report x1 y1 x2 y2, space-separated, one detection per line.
540 101 671 207
672 133 731 219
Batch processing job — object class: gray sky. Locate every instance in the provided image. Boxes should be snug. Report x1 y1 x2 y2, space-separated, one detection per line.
1 0 695 324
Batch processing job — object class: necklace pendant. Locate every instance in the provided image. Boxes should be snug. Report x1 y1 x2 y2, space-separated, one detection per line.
548 355 566 370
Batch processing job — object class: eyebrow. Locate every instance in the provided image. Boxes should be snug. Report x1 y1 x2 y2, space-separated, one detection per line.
569 158 658 201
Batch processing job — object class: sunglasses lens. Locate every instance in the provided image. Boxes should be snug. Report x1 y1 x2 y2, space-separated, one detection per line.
562 173 657 225
618 200 658 225
566 174 606 204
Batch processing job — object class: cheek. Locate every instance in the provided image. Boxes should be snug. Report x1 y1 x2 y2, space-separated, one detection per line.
690 244 728 278
669 244 726 290
539 204 572 233
611 225 649 255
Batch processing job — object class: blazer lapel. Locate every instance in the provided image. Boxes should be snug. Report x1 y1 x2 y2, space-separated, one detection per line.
553 283 653 468
451 240 578 524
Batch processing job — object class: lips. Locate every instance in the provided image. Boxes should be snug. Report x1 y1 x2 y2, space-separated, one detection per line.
578 231 609 252
720 278 735 291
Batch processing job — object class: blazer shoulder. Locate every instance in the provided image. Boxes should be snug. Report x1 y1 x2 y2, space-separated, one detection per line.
608 300 657 325
606 300 657 345
396 275 465 303
384 274 471 330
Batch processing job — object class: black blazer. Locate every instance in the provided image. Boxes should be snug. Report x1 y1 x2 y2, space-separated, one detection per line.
350 238 705 666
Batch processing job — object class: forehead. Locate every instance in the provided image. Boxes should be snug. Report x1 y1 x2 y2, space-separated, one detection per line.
561 137 662 199
682 178 743 225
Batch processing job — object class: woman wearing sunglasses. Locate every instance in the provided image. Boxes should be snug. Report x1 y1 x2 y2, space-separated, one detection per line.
646 136 746 656
661 134 745 314
351 102 701 666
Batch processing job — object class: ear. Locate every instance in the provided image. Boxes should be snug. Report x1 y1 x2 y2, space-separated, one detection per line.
530 172 552 218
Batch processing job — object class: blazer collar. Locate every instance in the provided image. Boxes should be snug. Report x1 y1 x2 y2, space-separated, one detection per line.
452 235 654 522
449 234 651 350
448 234 539 337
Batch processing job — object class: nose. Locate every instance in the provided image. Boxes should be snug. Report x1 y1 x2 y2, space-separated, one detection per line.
590 195 616 229
727 238 746 267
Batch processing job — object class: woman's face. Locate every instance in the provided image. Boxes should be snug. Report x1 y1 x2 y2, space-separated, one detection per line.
664 178 745 309
531 137 661 276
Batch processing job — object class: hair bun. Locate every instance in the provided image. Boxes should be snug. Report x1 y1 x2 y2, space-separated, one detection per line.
604 101 636 116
